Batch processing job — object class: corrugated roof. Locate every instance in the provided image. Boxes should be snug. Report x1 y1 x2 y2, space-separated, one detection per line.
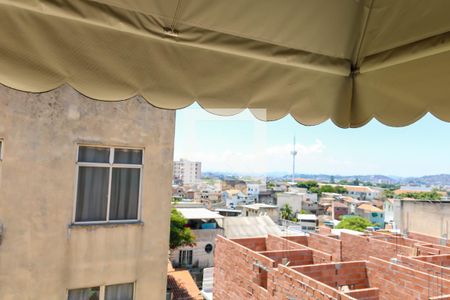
223 216 282 238
177 208 224 220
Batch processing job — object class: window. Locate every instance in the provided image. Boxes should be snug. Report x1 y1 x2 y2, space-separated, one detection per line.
205 244 213 253
68 287 100 300
179 250 193 266
68 283 134 300
105 283 134 300
75 146 143 223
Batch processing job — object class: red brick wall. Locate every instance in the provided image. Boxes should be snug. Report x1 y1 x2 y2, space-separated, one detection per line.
273 265 343 299
397 255 450 281
258 249 314 267
308 233 342 261
230 236 267 251
265 234 307 251
285 235 309 246
318 226 332 235
214 236 344 300
341 233 413 261
367 256 450 299
414 254 450 265
214 236 272 299
344 287 379 300
408 231 450 247
293 261 369 290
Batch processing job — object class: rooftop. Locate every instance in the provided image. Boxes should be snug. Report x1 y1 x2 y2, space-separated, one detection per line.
177 208 224 220
242 203 278 210
167 264 202 300
357 203 383 212
223 216 282 238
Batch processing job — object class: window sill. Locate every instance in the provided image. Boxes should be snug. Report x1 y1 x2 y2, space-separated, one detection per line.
69 220 144 228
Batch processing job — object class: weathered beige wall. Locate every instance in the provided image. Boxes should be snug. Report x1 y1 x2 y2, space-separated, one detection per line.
0 85 175 299
394 200 450 238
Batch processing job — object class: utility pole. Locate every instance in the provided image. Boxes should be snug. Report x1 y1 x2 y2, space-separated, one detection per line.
290 136 298 183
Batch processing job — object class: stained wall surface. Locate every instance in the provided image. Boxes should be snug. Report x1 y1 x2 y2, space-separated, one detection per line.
0 85 175 299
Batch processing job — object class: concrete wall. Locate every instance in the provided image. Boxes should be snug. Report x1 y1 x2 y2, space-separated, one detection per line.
394 200 450 238
277 192 304 213
171 228 223 269
0 85 175 299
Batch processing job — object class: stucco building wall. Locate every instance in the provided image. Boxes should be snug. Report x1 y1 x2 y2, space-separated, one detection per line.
394 200 450 238
0 85 175 299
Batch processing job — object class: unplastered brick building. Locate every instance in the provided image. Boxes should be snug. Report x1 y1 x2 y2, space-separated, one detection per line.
214 230 450 299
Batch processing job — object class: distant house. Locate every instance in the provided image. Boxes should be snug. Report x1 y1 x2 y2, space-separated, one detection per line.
258 190 276 205
327 201 349 220
171 208 224 269
222 179 247 194
339 196 360 214
215 208 242 217
355 203 384 227
222 189 249 208
222 215 283 238
247 183 260 202
343 185 381 200
296 214 319 233
241 203 279 222
383 199 395 226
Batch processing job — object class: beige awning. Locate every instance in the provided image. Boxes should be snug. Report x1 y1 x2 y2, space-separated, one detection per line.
0 0 449 127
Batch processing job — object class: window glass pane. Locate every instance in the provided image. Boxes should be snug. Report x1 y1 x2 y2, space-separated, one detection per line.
78 146 110 163
76 167 109 222
109 168 140 220
68 287 100 300
114 148 142 164
105 283 134 300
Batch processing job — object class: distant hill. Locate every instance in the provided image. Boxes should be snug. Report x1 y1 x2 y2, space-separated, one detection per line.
202 172 450 187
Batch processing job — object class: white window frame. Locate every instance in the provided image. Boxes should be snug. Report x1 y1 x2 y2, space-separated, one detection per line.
68 282 136 300
179 249 193 266
73 144 144 224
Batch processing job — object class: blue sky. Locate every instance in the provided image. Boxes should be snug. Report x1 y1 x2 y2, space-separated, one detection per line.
174 104 449 177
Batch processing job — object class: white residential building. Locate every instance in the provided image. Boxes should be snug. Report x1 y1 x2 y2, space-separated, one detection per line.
343 185 381 200
222 189 249 208
296 214 319 233
247 183 260 202
171 208 224 269
383 199 395 226
173 159 202 185
241 204 280 223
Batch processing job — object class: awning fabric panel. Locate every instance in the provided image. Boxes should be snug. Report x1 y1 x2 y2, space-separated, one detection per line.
0 0 449 128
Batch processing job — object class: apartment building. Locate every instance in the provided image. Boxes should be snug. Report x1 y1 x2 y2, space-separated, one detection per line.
0 85 174 299
215 230 450 299
173 159 202 185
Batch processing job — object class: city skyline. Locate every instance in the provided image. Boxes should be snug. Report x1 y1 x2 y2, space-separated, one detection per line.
175 104 450 177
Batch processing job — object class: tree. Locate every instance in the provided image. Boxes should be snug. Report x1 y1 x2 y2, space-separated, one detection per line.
280 203 293 220
333 185 348 194
335 216 373 232
383 189 395 199
398 191 441 201
296 180 319 190
170 208 196 250
280 204 296 221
